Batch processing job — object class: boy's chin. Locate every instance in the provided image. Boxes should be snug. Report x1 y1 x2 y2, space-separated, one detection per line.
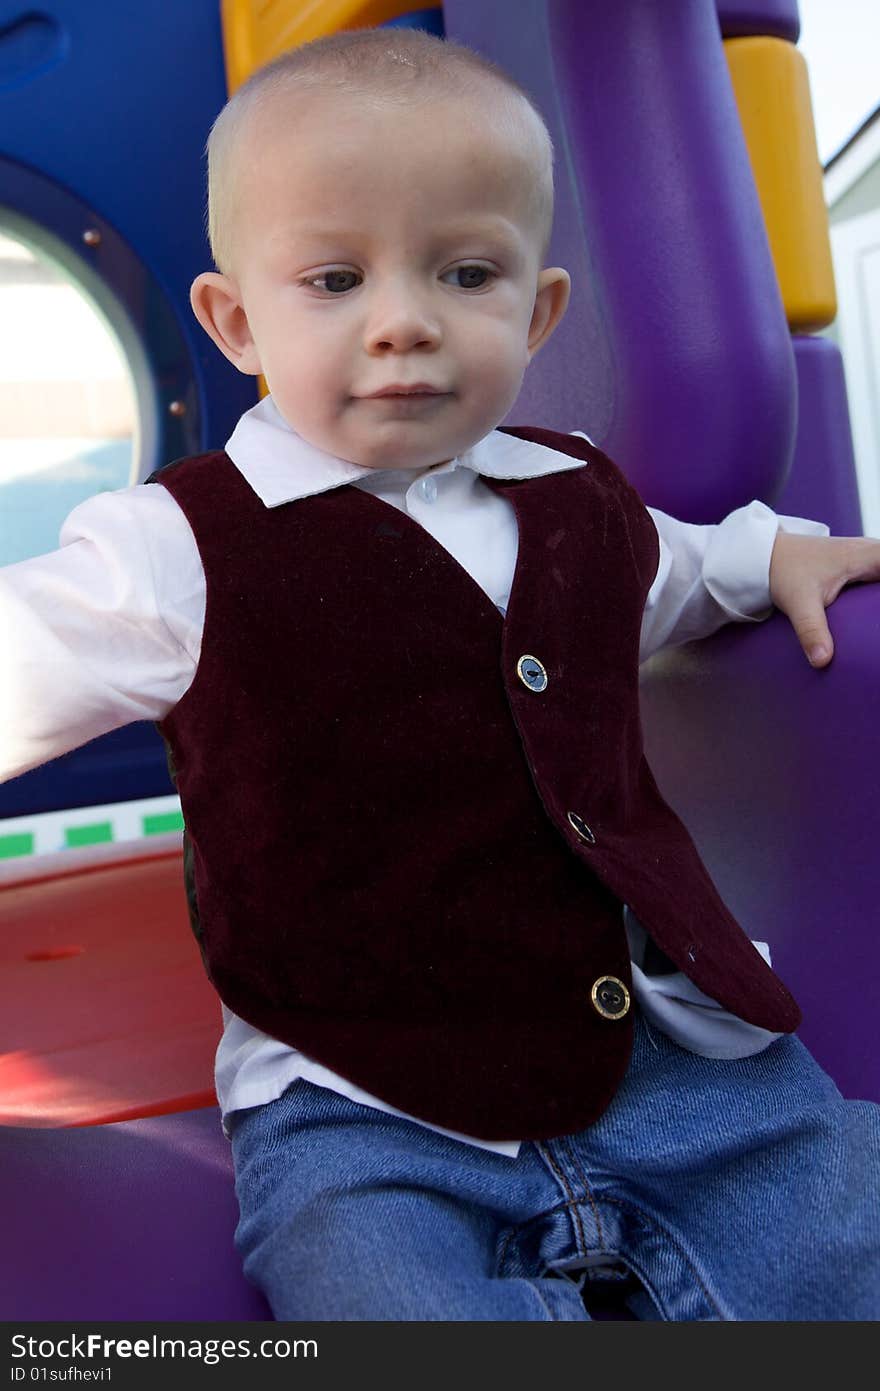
344 438 460 473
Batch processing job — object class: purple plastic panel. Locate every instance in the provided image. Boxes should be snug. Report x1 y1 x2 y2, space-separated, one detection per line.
544 0 797 520
715 0 800 41
771 336 865 537
639 586 880 1104
0 1108 271 1320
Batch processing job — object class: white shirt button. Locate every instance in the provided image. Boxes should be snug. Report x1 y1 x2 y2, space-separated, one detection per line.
419 476 438 503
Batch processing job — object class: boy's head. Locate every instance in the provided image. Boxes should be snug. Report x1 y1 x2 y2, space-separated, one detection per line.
191 28 570 471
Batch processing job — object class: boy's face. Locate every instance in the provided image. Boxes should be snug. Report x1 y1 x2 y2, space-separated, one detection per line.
192 90 570 471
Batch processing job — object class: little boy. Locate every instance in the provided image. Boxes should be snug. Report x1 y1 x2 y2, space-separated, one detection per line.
2 29 880 1320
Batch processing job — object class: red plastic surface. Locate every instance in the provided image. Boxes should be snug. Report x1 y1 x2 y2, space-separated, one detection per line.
0 837 219 1126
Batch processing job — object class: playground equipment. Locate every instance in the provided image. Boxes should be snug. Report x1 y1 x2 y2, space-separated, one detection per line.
0 0 876 1319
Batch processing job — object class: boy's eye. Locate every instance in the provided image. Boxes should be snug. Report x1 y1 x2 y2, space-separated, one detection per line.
442 264 494 290
307 269 363 294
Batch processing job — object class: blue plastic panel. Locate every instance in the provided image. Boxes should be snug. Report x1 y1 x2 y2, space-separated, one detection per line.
0 1 252 818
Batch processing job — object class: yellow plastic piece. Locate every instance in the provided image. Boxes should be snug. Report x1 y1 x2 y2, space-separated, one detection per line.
221 0 438 94
725 36 836 332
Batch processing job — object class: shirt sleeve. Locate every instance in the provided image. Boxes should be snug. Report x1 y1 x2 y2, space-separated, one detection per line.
0 485 201 783
639 500 831 663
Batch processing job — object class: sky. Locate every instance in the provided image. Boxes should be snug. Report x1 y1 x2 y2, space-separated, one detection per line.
797 0 880 164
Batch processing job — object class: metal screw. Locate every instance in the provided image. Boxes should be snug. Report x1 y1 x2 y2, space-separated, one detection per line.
82 228 101 247
168 400 186 417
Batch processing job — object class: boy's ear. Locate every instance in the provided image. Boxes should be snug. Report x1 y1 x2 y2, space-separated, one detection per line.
527 267 571 360
189 272 262 376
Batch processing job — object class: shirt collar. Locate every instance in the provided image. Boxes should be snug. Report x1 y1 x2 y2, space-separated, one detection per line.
225 393 590 509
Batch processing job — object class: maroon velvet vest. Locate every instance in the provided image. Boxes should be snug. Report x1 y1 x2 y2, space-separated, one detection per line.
154 426 800 1140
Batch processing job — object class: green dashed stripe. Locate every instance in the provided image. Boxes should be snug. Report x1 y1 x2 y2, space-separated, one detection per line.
65 822 114 848
1 799 183 860
0 832 35 859
143 811 185 835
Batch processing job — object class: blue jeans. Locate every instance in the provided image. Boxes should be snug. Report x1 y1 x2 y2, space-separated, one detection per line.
229 1013 880 1320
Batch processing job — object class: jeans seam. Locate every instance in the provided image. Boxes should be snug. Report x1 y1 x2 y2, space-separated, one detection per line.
495 1194 594 1276
536 1140 589 1263
597 1193 727 1320
556 1135 608 1252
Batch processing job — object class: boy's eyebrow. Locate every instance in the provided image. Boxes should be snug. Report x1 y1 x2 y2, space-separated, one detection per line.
430 219 526 252
269 218 526 257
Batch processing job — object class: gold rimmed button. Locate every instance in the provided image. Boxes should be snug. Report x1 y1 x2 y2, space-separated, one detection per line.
591 976 631 1020
516 655 548 692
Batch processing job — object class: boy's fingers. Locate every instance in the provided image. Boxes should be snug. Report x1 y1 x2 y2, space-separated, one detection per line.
787 605 833 666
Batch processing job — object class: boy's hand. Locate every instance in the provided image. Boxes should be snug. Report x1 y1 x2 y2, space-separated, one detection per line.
769 531 880 667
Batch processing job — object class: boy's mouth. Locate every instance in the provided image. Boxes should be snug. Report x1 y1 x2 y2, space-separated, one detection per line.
362 383 447 398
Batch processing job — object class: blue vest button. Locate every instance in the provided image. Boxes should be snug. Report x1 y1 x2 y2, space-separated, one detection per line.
516 654 548 691
591 976 631 1019
567 811 596 845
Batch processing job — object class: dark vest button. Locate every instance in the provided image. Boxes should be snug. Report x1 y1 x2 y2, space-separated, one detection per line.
591 976 631 1020
516 654 548 692
567 811 596 845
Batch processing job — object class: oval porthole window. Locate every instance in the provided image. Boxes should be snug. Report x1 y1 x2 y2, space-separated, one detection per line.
0 228 140 566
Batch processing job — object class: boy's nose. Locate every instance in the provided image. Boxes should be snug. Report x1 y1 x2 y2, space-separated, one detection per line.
363 285 442 354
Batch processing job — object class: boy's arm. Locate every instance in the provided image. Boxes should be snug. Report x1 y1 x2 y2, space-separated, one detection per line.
0 487 198 783
639 500 830 663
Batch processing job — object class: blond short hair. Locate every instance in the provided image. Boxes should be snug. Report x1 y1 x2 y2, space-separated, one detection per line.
204 27 556 278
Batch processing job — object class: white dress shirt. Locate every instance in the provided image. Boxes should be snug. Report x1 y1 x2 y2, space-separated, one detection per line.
0 395 829 1155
